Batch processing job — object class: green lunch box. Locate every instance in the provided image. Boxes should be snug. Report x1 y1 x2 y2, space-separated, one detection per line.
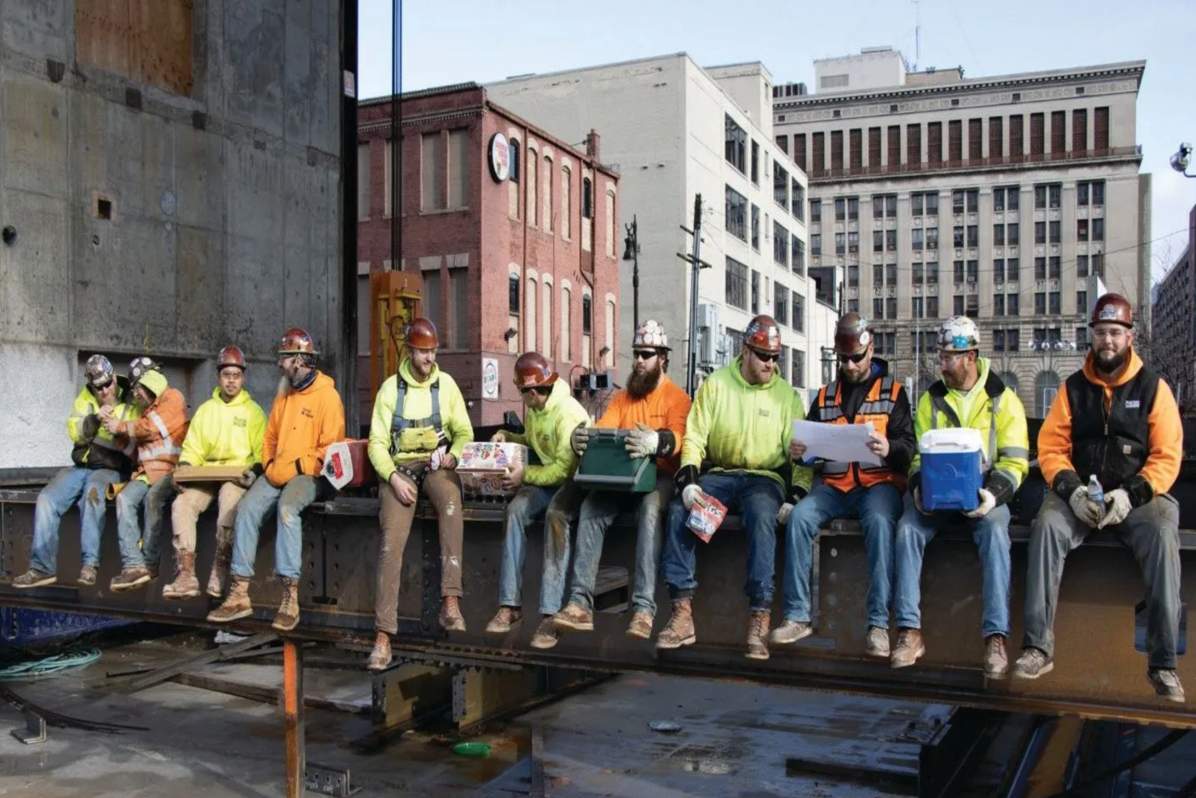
575 429 657 493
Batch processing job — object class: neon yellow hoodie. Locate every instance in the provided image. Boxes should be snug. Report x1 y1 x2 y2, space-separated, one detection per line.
681 356 812 494
368 358 475 481
507 380 590 487
178 387 267 468
67 384 139 471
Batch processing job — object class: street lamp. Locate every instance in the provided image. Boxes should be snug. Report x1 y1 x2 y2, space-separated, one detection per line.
1171 143 1194 178
622 215 640 332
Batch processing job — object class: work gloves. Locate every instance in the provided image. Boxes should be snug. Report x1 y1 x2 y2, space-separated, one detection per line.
1098 488 1132 529
570 425 590 455
777 503 795 526
963 488 997 519
238 463 264 489
681 483 702 511
1068 487 1103 528
624 423 659 459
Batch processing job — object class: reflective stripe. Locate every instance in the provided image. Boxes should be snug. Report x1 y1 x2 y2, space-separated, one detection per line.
998 446 1029 460
148 410 171 441
820 406 844 421
858 400 895 415
92 436 121 451
143 442 183 459
822 462 850 475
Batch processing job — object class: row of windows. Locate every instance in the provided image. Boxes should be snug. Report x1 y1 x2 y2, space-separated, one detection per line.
725 256 807 333
845 254 1105 288
507 275 613 367
729 186 807 277
726 116 805 226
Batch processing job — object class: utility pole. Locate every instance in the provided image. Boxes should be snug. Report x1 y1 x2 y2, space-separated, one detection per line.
622 215 641 332
677 194 710 397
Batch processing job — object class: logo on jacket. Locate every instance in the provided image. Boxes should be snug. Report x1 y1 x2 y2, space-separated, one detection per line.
758 408 771 418
1125 400 1140 409
301 407 314 419
233 417 247 428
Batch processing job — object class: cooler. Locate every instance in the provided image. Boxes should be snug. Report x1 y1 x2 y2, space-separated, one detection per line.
458 442 528 499
575 430 657 493
323 439 376 489
919 428 983 512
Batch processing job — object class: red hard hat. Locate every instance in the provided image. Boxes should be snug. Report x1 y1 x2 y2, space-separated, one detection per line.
743 315 782 355
1090 293 1134 329
834 312 874 355
217 345 246 370
513 352 558 389
405 317 439 350
278 327 317 356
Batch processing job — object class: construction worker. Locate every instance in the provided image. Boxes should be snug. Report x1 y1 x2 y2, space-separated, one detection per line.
109 357 190 592
485 352 590 650
1015 294 1185 702
778 313 915 657
366 318 475 671
13 356 138 588
164 346 267 600
207 328 345 631
891 316 1029 676
656 315 812 660
553 320 692 640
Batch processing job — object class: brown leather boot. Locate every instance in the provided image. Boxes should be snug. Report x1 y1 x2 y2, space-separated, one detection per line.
163 551 200 600
271 577 300 631
655 599 696 649
439 596 466 632
366 631 393 672
984 634 1009 679
206 536 233 598
625 610 654 640
206 577 253 623
746 611 771 660
890 628 926 669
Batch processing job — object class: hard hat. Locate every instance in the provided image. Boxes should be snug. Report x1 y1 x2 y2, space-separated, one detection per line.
278 328 317 356
743 315 782 355
405 317 439 350
84 354 115 389
217 345 247 371
937 316 981 353
632 319 670 351
513 352 558 389
128 356 160 387
1089 293 1134 329
834 313 874 355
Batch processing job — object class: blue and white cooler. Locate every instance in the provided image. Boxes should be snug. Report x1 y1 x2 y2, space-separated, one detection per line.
919 428 984 512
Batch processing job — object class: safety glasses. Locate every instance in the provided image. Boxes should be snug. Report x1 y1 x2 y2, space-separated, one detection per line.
837 351 868 365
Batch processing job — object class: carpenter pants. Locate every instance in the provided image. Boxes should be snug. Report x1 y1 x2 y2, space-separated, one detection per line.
171 482 247 555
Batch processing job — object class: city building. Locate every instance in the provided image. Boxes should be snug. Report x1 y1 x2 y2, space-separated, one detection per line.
487 54 836 393
773 50 1149 416
357 84 621 425
1150 204 1196 411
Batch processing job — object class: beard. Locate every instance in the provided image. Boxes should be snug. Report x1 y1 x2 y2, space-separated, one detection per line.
1095 349 1128 374
626 361 663 399
275 374 293 402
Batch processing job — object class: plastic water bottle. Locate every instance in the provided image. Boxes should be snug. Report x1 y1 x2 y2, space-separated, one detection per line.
1088 475 1104 504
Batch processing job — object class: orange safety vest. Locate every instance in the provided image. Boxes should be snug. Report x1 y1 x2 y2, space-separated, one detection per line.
814 374 906 493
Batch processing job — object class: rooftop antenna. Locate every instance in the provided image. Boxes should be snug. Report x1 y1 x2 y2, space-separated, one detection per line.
912 0 921 72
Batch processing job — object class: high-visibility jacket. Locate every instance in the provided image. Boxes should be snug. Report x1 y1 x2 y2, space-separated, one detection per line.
368 358 475 482
263 371 346 488
507 380 590 487
811 360 913 492
594 374 691 475
909 356 1029 506
67 382 138 473
120 387 190 485
178 387 267 469
1038 348 1182 507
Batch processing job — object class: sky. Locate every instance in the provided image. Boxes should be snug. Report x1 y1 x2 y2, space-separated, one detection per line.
357 0 1196 283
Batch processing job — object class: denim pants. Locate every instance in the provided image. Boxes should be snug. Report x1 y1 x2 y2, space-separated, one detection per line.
893 494 1012 638
568 480 674 617
661 471 785 611
31 466 120 574
115 476 176 570
497 481 584 616
231 476 323 580
783 482 903 628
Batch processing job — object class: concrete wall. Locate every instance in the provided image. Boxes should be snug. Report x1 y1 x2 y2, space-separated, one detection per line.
0 0 344 468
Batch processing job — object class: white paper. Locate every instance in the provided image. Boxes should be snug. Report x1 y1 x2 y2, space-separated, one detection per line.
791 420 884 467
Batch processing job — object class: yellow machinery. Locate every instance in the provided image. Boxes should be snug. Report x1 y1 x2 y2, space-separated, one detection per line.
369 270 421 397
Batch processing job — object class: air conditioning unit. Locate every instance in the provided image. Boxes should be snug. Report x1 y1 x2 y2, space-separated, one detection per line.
699 326 717 365
718 333 736 366
697 303 719 331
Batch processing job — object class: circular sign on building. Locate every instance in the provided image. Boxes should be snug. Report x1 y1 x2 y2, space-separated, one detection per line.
488 132 510 182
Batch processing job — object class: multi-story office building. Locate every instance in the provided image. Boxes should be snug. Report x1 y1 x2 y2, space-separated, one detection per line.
1151 204 1196 410
773 49 1149 416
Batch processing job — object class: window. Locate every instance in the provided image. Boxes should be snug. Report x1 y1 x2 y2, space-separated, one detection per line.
542 280 553 358
1049 256 1060 279
1031 112 1045 155
966 295 979 318
1035 292 1046 315
527 150 538 225
1080 180 1106 206
848 231 860 254
422 269 443 333
929 122 943 162
448 129 469 209
751 205 760 250
810 199 822 223
725 115 746 172
913 228 924 251
966 260 978 283
793 292 805 332
543 155 554 232
927 296 939 316
751 270 760 314
953 261 965 284
582 177 592 219
848 298 859 312
995 294 1005 316
835 232 846 255
421 132 446 211
605 189 616 257
792 237 805 276
1076 326 1089 349
926 228 939 250
725 257 748 309
993 186 1019 212
560 166 572 239
967 225 978 248
1007 257 1019 282
1008 222 1019 243
835 198 846 221
774 163 789 211
1008 330 1020 351
509 141 521 183
994 224 1005 247
811 234 821 255
560 287 571 362
774 222 789 267
873 230 884 253
886 263 897 286
953 190 965 215
873 196 885 219
725 186 747 241
1008 293 1019 316
357 143 371 220
582 294 592 334
1035 222 1046 245
774 282 789 325
874 298 885 319
885 230 897 252
968 190 979 213
926 193 939 215
1076 290 1088 313
994 259 1005 283
794 349 806 388
751 140 760 184
873 264 885 285
954 226 965 249
1049 220 1060 244
887 297 898 319
848 197 859 221
792 181 805 221
954 295 964 315
1049 291 1061 314
912 262 924 284
993 329 1006 352
1077 255 1089 278
912 193 924 216
1091 253 1104 277
1092 218 1104 242
848 265 859 287
913 296 924 319
1049 184 1061 208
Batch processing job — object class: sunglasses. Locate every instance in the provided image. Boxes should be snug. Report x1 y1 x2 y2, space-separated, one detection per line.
749 348 780 363
519 387 550 396
837 351 868 365
632 350 658 360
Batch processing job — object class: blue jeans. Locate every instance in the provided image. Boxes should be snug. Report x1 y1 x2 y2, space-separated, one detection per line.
498 481 584 615
568 480 673 617
231 476 323 580
661 472 785 611
115 476 176 570
783 482 903 628
894 495 1012 638
30 466 120 574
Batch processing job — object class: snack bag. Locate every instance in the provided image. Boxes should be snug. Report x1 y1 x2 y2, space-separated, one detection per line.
686 493 728 543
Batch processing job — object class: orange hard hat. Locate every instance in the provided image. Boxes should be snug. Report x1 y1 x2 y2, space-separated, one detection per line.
1090 293 1134 329
743 315 782 355
217 345 246 370
278 327 317 356
405 317 439 350
513 352 558 389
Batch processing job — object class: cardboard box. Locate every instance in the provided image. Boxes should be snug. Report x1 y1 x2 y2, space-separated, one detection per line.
172 465 246 484
458 442 527 499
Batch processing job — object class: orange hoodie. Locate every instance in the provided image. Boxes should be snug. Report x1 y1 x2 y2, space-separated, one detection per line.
1038 348 1183 500
595 374 691 475
262 371 346 487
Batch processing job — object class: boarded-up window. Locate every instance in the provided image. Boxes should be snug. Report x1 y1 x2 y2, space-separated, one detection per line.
1072 109 1088 152
542 283 552 359
448 129 469 209
560 287 571 363
543 156 554 233
422 270 443 333
449 268 468 349
968 119 982 160
525 278 537 351
831 130 844 171
793 134 807 173
907 124 921 164
928 122 942 162
357 144 370 221
1009 115 1024 157
421 133 445 211
526 151 538 226
948 120 962 161
868 127 882 167
76 0 194 96
561 166 572 239
989 117 1003 158
1094 107 1110 151
811 132 825 176
849 129 862 170
385 139 399 217
605 299 615 368
887 126 901 166
1030 113 1045 155
605 190 616 258
1050 111 1066 153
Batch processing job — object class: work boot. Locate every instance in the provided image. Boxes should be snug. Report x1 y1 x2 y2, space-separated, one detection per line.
207 577 253 623
12 569 56 589
110 566 152 592
1012 647 1054 680
984 635 1009 679
770 619 813 645
746 611 771 660
271 577 301 631
655 599 696 649
366 631 392 672
552 603 594 632
77 565 97 587
865 626 891 658
163 551 200 600
529 616 559 649
1149 669 1186 703
439 596 466 632
206 537 233 598
625 610 654 640
485 606 522 634
890 628 925 669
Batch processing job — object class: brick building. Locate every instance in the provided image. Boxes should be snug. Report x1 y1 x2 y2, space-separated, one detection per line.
357 84 621 425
